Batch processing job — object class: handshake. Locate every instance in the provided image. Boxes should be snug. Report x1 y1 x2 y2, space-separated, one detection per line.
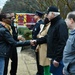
18 35 37 46
30 40 37 46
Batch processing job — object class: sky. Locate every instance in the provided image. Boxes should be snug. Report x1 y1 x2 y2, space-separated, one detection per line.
0 0 7 9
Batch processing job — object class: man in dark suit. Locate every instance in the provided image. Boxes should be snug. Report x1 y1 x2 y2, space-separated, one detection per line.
32 10 44 75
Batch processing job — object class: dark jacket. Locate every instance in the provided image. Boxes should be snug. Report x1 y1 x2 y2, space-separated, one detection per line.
32 19 44 49
32 20 44 39
11 20 18 41
0 24 30 57
37 15 68 62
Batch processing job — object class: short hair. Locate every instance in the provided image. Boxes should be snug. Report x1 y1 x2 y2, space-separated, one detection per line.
0 14 7 21
68 11 75 21
53 12 60 17
49 12 60 17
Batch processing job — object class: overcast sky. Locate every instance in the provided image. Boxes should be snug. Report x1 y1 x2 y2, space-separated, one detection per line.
0 0 7 8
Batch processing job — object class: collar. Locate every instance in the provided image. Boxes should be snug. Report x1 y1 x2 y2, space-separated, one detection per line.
37 19 42 23
70 29 75 35
50 15 61 25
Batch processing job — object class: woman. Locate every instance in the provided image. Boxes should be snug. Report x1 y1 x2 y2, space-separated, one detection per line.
36 18 51 75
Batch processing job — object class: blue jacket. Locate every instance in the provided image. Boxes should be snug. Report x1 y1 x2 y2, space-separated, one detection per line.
0 24 30 57
63 30 75 74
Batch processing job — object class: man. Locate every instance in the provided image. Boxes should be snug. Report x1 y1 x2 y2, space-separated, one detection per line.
3 13 18 75
10 13 18 75
32 10 44 75
0 14 30 75
31 6 68 75
63 11 75 75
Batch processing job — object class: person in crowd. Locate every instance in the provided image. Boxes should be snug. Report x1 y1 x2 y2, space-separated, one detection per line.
63 11 75 75
36 17 51 75
0 14 30 75
4 13 19 75
31 6 68 75
32 10 44 75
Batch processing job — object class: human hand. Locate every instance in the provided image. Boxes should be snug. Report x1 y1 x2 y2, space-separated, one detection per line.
53 60 59 67
30 40 37 46
18 35 25 41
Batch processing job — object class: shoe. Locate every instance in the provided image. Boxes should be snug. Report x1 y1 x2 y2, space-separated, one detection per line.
36 73 44 75
36 73 39 75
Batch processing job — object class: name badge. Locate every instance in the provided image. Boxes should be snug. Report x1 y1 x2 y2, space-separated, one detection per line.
35 28 36 31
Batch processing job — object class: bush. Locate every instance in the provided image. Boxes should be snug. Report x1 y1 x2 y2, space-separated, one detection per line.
18 27 32 40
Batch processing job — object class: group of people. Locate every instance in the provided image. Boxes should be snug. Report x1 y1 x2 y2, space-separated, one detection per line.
31 6 75 75
31 6 68 75
0 5 75 75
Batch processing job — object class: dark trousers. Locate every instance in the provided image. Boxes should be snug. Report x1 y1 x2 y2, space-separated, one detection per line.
4 47 18 75
35 52 44 75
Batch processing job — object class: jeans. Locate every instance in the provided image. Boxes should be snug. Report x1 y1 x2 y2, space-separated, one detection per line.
0 57 5 75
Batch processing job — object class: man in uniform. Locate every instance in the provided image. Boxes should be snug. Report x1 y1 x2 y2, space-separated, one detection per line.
32 10 44 75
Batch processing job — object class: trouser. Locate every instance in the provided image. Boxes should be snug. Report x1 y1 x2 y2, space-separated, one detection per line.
35 52 44 75
4 47 18 75
0 57 5 75
44 66 51 75
50 60 63 75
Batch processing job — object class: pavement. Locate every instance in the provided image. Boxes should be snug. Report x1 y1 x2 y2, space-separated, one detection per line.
7 46 37 75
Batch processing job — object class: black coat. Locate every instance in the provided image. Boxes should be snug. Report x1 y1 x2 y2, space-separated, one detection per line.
0 24 30 57
32 20 44 39
32 19 44 50
37 15 68 62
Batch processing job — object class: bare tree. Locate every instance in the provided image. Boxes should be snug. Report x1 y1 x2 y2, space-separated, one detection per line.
2 0 75 18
